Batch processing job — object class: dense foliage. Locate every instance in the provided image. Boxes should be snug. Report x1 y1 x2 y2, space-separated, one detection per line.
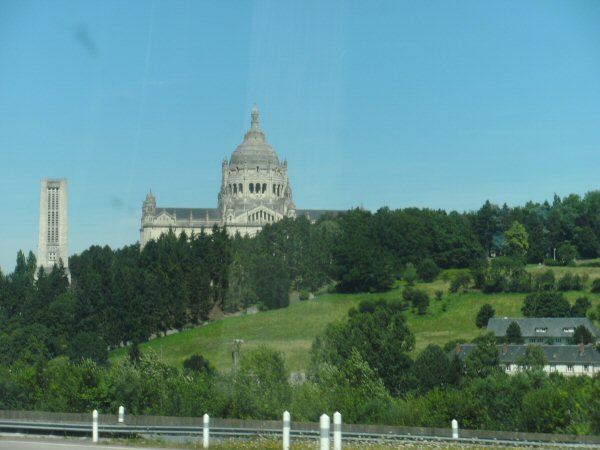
3 191 600 434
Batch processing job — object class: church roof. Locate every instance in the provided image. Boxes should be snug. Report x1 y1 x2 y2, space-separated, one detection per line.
296 209 341 221
155 207 221 221
230 106 280 167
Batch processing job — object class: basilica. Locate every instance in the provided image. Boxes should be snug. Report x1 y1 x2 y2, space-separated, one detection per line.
140 106 328 247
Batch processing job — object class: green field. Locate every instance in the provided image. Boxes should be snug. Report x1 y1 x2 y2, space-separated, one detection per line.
111 264 600 374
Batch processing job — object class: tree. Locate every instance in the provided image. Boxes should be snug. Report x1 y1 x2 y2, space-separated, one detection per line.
449 270 471 293
403 263 418 286
475 304 495 328
574 226 599 258
505 321 524 344
533 269 555 291
482 256 529 293
516 345 546 371
253 253 290 310
592 278 600 293
570 325 593 344
464 333 500 378
504 221 529 259
474 200 502 256
402 287 429 315
183 354 215 375
311 299 414 394
333 209 395 293
557 242 577 266
231 346 291 419
308 349 392 424
67 332 108 364
417 258 440 282
557 272 583 291
570 297 591 317
522 291 571 317
411 345 451 392
519 386 571 433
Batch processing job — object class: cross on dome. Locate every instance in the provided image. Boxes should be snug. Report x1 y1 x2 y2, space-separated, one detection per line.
251 105 259 129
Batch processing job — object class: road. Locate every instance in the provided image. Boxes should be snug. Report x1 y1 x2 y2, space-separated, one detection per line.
0 436 174 450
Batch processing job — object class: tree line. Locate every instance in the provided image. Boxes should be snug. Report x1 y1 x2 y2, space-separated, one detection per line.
2 191 600 365
2 298 600 435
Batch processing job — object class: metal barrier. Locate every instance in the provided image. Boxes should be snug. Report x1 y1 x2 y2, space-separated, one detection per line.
1 409 600 448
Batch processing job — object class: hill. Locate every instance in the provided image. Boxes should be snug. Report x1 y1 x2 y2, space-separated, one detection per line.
111 264 600 373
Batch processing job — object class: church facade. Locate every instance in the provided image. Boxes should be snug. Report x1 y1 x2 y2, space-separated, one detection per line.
140 107 328 247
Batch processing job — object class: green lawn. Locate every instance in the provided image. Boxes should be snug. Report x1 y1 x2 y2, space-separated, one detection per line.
111 264 600 373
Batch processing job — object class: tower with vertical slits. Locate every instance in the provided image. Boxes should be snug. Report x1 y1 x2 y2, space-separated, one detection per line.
38 178 69 273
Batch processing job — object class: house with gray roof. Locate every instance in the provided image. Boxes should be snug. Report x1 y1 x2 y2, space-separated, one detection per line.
451 343 600 376
486 317 600 345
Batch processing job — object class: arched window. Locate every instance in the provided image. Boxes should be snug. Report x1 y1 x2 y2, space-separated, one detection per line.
239 183 243 193
249 183 254 193
255 183 260 193
262 183 267 193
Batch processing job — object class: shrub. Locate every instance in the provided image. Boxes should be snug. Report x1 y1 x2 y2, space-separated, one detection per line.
533 270 555 291
591 278 600 293
403 287 430 315
543 258 562 267
299 290 310 301
475 304 495 328
417 258 440 282
571 297 591 317
557 273 583 291
522 291 571 317
505 321 524 344
403 263 418 286
570 325 593 344
449 270 471 293
183 354 215 374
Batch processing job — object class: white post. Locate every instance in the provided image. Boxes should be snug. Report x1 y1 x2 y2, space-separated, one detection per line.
333 411 342 450
283 410 291 450
92 409 98 443
203 413 210 448
320 414 330 450
451 419 459 439
118 405 125 423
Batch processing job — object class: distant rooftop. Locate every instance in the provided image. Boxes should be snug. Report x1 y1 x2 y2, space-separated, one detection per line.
452 344 600 365
487 317 600 338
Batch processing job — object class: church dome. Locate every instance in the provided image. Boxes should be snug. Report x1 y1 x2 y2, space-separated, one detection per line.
230 106 280 167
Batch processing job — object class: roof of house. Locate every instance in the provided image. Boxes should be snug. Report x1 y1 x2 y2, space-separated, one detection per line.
487 317 600 338
451 344 600 365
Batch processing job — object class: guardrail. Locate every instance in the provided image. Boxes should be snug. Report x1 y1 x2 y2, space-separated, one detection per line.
1 409 600 448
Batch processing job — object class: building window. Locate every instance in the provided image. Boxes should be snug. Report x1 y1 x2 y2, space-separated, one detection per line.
535 327 547 333
563 327 575 333
567 364 574 372
584 365 590 372
550 364 556 372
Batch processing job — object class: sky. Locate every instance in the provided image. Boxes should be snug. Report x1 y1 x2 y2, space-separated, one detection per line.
0 0 599 273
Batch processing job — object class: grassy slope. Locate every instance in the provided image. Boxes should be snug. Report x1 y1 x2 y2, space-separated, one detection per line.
111 264 600 373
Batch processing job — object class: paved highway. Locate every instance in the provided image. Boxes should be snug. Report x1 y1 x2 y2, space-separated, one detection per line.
0 437 174 450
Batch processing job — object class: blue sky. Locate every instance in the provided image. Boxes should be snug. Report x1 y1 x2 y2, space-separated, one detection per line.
1 1 599 273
